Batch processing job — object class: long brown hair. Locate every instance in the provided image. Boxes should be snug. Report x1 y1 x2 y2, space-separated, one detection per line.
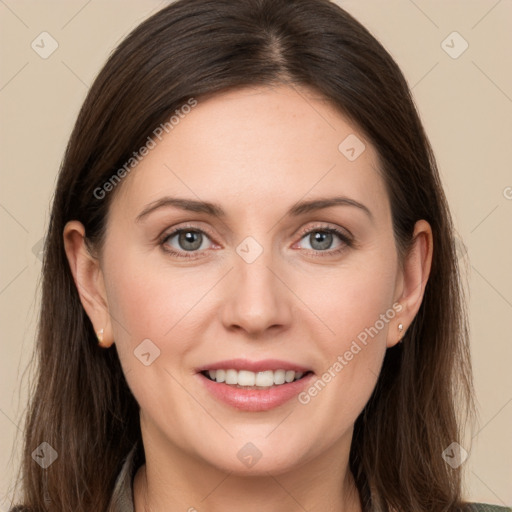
10 0 474 510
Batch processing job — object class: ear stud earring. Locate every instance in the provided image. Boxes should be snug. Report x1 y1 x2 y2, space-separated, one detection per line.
96 328 105 346
398 323 404 343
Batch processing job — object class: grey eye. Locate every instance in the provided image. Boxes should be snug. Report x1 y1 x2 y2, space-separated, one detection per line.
309 231 333 250
164 230 210 252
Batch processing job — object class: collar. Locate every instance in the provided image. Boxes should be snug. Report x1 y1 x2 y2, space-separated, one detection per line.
107 444 139 512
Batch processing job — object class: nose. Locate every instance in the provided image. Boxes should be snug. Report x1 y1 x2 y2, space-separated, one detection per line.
220 246 293 336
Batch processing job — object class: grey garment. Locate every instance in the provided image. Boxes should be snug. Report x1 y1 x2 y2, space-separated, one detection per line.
105 445 511 512
107 444 139 512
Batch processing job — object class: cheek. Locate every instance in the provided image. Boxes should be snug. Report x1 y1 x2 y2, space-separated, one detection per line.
104 249 204 341
298 252 397 414
101 251 208 403
306 251 397 350
102 253 204 428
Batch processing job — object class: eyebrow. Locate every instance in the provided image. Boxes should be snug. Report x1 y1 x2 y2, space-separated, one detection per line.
136 195 374 223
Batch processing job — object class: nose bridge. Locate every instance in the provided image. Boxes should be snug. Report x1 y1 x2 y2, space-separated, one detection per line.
222 234 291 334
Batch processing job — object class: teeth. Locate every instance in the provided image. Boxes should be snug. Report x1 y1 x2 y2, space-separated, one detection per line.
204 369 307 387
238 370 255 386
256 370 273 387
273 369 286 385
225 369 238 385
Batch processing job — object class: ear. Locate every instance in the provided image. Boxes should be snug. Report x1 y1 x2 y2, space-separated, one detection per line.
63 220 114 348
388 219 433 348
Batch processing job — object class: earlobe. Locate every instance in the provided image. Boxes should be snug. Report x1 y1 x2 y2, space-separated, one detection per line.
63 220 115 348
95 327 112 348
388 219 433 348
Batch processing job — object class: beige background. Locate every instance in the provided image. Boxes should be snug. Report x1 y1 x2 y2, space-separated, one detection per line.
1 0 511 508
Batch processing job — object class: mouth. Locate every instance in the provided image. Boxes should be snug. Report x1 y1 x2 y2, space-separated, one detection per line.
196 359 315 411
200 368 313 389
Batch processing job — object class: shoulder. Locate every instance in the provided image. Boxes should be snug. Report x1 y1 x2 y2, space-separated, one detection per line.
464 503 512 512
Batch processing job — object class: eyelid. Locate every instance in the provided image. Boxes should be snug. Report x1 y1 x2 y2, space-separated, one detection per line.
295 222 353 242
158 222 216 243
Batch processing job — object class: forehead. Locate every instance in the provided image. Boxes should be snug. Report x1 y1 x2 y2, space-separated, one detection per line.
113 84 389 223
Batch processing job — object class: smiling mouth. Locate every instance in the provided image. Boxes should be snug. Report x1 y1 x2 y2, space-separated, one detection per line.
201 369 313 389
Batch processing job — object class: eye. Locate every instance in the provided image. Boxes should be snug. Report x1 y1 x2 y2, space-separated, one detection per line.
294 224 353 256
159 223 353 259
160 226 215 258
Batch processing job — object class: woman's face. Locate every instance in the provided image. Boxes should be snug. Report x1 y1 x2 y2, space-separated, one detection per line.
92 85 411 474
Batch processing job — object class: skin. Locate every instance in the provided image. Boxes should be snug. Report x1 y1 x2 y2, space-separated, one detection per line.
64 84 433 512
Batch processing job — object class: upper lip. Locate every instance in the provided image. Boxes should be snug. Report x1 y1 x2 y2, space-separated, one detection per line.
196 358 312 374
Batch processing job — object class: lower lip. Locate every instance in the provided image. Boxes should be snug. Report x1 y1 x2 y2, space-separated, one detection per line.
198 372 315 412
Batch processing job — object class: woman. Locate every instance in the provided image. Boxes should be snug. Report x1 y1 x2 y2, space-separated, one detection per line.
9 0 510 511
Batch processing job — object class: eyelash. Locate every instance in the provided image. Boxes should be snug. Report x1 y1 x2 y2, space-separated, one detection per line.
159 223 353 259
